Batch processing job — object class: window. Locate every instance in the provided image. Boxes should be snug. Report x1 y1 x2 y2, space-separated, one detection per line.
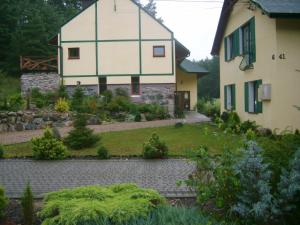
244 80 262 113
99 77 107 95
224 84 236 110
224 17 256 64
131 77 140 95
68 48 80 59
153 46 165 57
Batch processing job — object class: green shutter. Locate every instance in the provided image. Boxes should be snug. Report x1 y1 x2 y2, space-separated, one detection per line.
224 37 228 61
244 82 249 112
224 85 227 110
232 84 236 110
234 29 240 57
256 80 263 113
249 17 256 63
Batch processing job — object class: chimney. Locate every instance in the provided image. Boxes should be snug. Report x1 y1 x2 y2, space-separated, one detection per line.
82 0 94 9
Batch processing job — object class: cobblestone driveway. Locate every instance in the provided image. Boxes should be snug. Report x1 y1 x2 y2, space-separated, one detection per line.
0 159 195 198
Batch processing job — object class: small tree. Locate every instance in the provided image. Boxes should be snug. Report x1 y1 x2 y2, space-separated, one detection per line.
21 183 34 225
71 86 85 112
0 186 8 220
143 133 168 159
64 114 100 149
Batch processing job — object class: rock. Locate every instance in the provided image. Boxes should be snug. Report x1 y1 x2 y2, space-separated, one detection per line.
17 111 24 116
8 112 17 116
15 123 25 131
0 124 8 132
25 123 37 130
87 116 101 125
8 116 16 124
64 121 73 127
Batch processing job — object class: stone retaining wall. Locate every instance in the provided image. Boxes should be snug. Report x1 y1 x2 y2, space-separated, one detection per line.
0 111 100 133
21 73 60 96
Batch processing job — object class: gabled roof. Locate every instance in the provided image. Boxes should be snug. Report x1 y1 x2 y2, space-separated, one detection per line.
211 0 300 55
179 59 209 77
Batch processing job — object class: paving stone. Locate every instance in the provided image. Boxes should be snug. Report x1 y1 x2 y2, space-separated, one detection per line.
0 159 196 198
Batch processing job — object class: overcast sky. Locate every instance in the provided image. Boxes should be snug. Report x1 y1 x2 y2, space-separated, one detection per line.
141 0 223 61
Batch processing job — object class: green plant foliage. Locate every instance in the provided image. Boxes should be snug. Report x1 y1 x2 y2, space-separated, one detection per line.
54 98 70 113
64 114 100 149
21 183 34 225
245 129 256 140
240 120 258 134
31 88 56 109
0 186 8 219
32 128 68 160
138 104 169 121
197 98 220 119
107 96 131 114
174 122 184 128
38 184 166 225
57 84 69 99
232 141 277 224
97 146 110 159
134 114 142 122
70 86 85 112
127 205 225 225
143 133 168 159
101 90 113 103
0 144 4 158
115 87 129 98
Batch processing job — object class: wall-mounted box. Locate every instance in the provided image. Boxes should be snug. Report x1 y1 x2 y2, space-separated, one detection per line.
259 84 271 101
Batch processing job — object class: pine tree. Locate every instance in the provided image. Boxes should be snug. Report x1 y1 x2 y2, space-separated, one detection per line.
21 183 34 225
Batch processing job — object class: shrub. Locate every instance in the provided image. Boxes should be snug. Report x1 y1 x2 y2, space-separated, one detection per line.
64 114 100 149
0 145 4 158
32 128 68 160
54 98 69 113
38 184 166 225
232 141 276 224
21 183 34 225
31 88 56 109
134 113 142 122
174 122 184 128
7 93 24 111
197 98 220 119
115 87 129 98
174 107 185 118
70 86 85 112
240 120 258 133
143 133 168 159
97 146 110 159
83 96 98 114
107 96 131 114
0 186 8 219
101 90 113 103
58 84 69 99
128 205 226 225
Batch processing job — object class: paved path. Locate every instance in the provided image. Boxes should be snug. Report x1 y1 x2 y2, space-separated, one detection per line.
0 112 210 145
0 159 196 198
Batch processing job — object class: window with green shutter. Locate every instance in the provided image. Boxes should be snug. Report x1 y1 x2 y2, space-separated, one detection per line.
244 80 262 114
224 84 236 111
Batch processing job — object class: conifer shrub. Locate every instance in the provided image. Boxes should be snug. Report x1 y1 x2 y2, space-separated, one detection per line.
70 86 85 112
38 184 166 225
0 186 8 220
97 146 110 159
54 98 69 113
21 183 34 225
64 114 100 149
32 128 68 160
58 84 69 99
142 133 168 159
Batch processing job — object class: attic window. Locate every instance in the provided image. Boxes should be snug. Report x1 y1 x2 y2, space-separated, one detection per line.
68 48 80 59
153 46 165 57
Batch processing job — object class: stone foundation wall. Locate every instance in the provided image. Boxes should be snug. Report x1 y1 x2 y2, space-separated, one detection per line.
21 73 60 96
66 85 98 96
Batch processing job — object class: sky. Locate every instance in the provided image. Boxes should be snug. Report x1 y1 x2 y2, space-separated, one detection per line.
141 0 223 61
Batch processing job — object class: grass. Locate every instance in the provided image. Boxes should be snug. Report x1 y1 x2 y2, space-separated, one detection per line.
3 124 245 158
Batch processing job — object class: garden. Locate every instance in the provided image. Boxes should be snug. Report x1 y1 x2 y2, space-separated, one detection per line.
1 95 300 225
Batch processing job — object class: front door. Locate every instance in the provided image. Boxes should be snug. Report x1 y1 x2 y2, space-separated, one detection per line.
175 91 190 111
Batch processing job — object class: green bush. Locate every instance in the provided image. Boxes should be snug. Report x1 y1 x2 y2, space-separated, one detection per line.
21 183 34 225
240 120 258 133
32 128 68 160
107 96 131 114
31 88 56 109
143 133 168 159
7 93 24 111
101 90 113 103
58 84 69 99
82 96 98 114
64 114 100 149
128 205 226 225
54 98 70 113
134 113 142 122
97 146 110 159
0 145 4 158
197 98 220 119
38 184 166 225
174 122 184 128
139 104 169 121
0 186 8 219
70 86 85 112
115 87 129 98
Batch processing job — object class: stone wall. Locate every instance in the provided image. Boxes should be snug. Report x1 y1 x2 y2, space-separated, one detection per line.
66 85 98 96
0 111 100 133
21 73 60 96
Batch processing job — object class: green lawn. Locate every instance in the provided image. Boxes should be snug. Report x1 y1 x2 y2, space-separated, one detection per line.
3 124 245 158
